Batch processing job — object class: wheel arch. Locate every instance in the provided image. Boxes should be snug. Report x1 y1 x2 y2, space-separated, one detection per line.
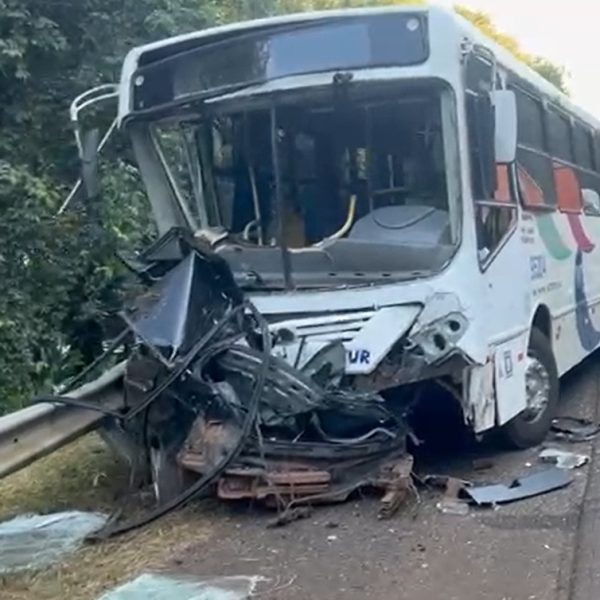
531 304 552 345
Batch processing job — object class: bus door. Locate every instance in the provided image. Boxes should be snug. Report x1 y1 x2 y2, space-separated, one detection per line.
465 48 529 425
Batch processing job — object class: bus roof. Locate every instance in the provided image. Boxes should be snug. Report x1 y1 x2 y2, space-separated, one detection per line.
118 4 599 129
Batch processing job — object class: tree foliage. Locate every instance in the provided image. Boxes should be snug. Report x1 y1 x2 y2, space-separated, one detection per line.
456 6 569 93
0 0 220 409
0 0 567 411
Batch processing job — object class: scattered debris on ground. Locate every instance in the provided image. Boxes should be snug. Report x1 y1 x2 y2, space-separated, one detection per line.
0 511 107 574
539 447 590 469
423 475 472 516
436 499 470 516
551 416 600 443
464 467 573 506
99 574 265 600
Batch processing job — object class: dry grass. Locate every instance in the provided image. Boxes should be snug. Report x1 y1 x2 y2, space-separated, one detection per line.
0 435 213 600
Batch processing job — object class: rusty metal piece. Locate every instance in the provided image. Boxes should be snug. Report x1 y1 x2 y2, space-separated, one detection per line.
179 417 334 502
226 467 331 486
376 454 414 519
178 403 412 515
217 467 331 501
180 414 414 512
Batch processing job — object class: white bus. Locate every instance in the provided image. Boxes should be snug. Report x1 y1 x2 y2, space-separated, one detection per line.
74 5 600 449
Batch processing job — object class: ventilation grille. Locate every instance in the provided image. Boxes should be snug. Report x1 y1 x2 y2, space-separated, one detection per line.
270 310 375 344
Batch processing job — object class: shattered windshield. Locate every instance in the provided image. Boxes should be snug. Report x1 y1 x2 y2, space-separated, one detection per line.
153 82 458 286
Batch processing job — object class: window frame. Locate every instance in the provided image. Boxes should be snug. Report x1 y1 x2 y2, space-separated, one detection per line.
475 172 519 272
573 120 594 171
514 87 546 151
508 76 600 221
465 63 518 270
546 107 575 164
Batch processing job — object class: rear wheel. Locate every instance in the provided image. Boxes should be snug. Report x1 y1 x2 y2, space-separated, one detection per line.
502 328 559 449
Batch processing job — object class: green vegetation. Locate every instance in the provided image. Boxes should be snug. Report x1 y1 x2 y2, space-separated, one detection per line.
456 6 569 92
0 0 567 412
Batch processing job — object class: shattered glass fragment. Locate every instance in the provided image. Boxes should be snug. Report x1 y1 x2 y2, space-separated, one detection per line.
99 574 264 600
539 447 589 469
0 511 107 574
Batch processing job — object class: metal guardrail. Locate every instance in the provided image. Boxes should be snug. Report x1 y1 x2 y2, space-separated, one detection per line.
0 362 126 480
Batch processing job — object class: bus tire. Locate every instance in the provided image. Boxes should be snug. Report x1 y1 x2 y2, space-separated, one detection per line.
502 328 559 449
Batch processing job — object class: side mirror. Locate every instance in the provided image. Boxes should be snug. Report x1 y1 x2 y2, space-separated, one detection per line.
491 90 517 164
81 129 100 200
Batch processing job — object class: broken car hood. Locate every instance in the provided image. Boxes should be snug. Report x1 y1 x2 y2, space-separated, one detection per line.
123 251 242 361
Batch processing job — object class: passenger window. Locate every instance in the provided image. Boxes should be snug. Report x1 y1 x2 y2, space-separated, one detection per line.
515 90 545 150
547 109 573 163
517 148 556 208
475 164 517 263
579 171 600 216
494 164 511 202
554 163 582 213
573 122 594 170
594 134 600 173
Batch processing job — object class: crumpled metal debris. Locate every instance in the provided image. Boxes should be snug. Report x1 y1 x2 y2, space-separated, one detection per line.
377 454 415 519
119 246 413 523
551 416 600 443
83 239 416 539
436 499 469 516
0 511 107 574
539 448 589 470
99 574 264 600
464 467 572 506
423 475 471 516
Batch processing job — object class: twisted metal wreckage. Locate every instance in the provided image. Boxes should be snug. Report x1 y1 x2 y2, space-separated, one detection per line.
88 228 419 536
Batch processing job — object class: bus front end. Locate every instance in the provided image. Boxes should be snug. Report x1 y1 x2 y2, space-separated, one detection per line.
65 7 522 515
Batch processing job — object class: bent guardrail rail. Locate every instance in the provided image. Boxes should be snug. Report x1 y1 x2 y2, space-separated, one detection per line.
0 362 126 479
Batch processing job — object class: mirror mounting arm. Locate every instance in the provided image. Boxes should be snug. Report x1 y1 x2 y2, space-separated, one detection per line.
57 84 119 215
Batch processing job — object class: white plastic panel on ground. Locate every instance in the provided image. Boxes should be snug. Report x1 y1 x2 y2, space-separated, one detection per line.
99 574 265 600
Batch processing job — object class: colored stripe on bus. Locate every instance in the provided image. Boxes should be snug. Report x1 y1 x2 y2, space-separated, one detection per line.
535 213 572 261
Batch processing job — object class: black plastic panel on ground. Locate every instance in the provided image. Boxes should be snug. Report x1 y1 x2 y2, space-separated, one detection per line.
131 14 429 112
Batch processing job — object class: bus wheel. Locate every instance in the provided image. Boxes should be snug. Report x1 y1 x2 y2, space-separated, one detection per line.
503 328 559 449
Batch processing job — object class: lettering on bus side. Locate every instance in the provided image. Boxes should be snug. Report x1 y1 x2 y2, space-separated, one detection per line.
530 255 547 281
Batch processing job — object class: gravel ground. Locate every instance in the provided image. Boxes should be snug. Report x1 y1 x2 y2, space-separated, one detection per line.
164 356 600 600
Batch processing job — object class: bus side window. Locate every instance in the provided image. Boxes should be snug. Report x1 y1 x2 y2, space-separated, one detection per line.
475 165 517 262
466 55 517 264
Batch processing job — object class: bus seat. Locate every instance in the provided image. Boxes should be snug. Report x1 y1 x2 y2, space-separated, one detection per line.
348 205 451 246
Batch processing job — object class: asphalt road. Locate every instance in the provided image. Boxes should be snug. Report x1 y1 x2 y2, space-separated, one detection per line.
165 355 600 600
